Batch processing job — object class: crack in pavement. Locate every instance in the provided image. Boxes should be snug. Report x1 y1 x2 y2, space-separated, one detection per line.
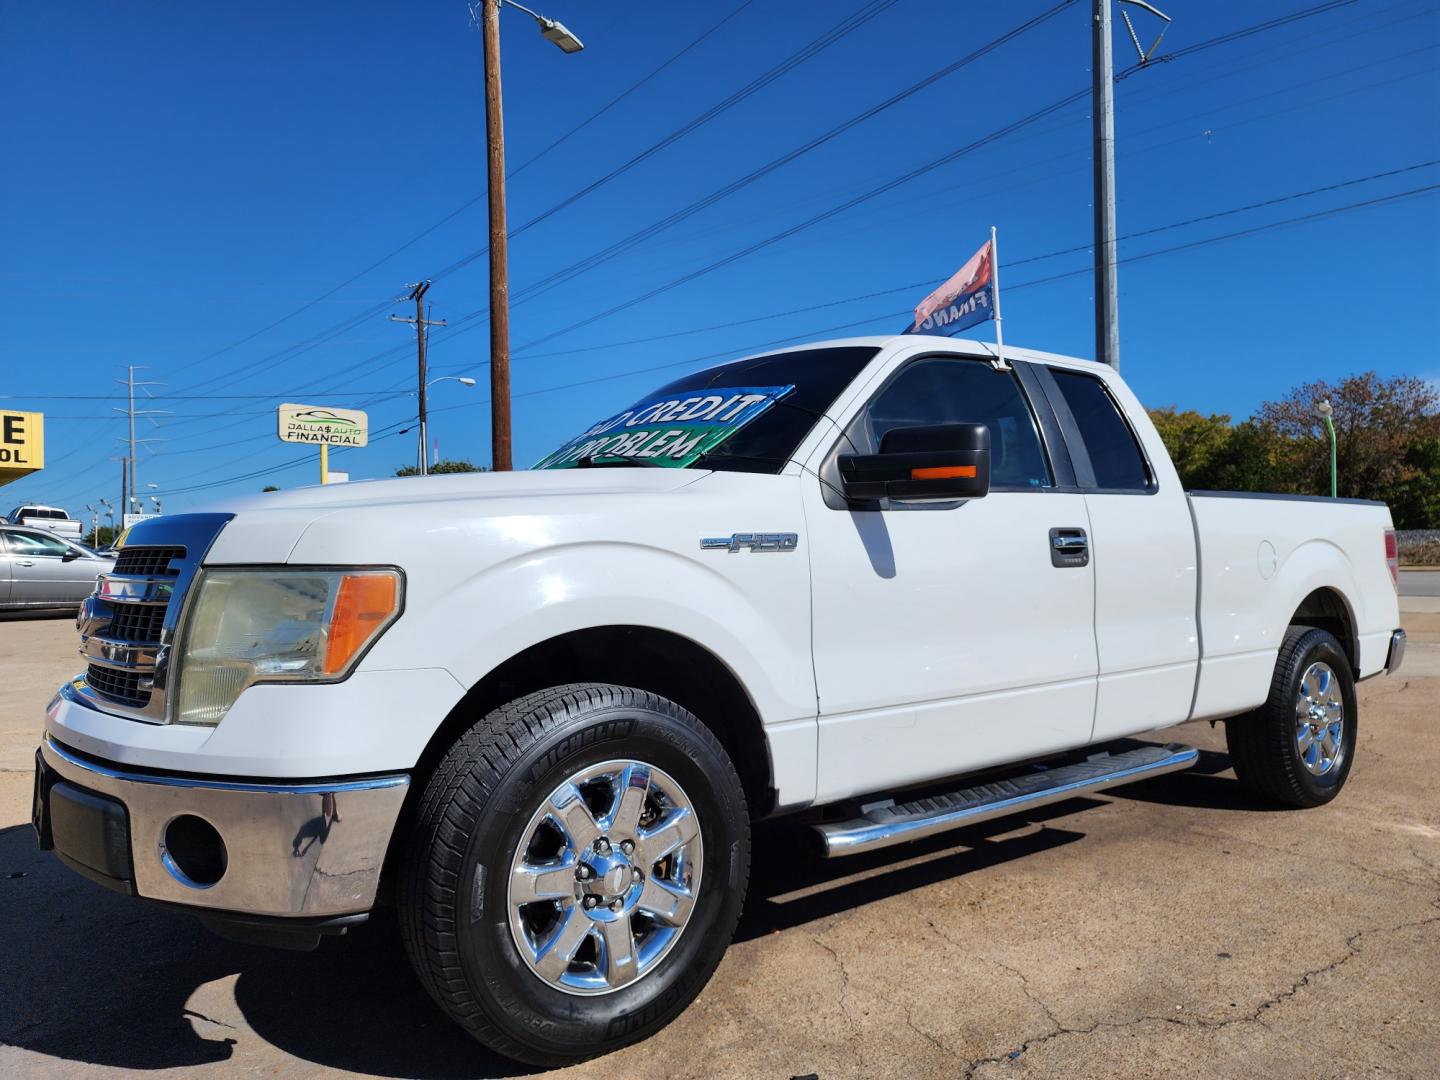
958 909 1440 1079
809 932 866 1067
183 1008 236 1031
1188 824 1433 892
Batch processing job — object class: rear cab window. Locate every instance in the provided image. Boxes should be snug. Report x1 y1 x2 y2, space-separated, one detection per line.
1048 368 1153 492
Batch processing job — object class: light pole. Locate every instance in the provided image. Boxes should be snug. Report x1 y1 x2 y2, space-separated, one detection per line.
477 0 585 471
1315 399 1337 498
423 376 477 469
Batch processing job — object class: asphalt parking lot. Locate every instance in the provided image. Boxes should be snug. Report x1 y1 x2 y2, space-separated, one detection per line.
2 606 1436 1080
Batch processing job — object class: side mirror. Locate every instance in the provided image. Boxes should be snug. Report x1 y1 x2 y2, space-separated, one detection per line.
839 422 991 502
62 549 82 562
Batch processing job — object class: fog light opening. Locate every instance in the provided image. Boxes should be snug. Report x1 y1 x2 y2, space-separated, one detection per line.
161 814 228 889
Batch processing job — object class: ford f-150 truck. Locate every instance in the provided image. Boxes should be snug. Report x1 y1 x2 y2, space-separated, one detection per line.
32 336 1406 1064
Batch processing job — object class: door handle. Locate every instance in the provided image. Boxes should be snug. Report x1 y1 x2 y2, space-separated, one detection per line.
1048 528 1089 568
18 560 35 567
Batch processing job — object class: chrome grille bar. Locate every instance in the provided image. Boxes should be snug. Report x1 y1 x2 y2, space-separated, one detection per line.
73 513 233 724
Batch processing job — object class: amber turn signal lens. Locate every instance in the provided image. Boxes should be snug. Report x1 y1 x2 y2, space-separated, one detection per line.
910 465 977 480
325 573 400 675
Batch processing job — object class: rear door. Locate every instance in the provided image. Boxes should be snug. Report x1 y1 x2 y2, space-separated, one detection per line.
1034 365 1199 741
805 353 1099 803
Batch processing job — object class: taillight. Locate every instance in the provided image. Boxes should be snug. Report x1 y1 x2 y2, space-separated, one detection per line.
1384 529 1399 590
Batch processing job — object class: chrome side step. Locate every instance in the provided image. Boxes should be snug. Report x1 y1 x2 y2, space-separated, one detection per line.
813 743 1198 858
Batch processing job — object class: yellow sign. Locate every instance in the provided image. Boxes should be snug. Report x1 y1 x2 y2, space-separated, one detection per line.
0 410 44 487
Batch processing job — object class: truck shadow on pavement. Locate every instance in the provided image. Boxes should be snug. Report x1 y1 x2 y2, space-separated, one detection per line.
0 743 1261 1077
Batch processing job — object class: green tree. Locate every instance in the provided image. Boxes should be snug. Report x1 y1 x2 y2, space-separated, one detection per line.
1147 407 1236 489
395 459 488 477
1257 372 1440 525
85 525 121 548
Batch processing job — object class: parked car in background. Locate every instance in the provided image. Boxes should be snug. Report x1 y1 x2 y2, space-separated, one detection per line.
0 526 114 610
5 505 84 538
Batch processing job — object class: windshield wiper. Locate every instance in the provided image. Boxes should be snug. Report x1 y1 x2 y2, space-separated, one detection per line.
575 455 667 469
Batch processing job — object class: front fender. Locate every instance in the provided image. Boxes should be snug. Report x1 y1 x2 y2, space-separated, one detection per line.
391 539 817 728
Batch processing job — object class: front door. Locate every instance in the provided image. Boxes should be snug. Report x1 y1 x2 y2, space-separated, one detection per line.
806 355 1099 804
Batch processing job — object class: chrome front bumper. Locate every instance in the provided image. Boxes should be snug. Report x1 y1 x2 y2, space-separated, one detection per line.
36 736 408 919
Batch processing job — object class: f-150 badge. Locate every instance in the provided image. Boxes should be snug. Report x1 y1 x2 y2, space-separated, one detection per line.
700 533 799 553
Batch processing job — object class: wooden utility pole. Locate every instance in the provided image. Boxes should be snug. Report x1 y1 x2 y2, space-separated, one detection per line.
390 281 446 475
482 0 513 471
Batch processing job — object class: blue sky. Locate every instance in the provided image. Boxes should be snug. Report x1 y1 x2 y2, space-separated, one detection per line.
2 0 1438 515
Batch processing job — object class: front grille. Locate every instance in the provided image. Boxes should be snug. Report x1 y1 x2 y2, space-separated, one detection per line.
113 545 186 577
106 604 168 645
73 513 232 723
86 664 150 707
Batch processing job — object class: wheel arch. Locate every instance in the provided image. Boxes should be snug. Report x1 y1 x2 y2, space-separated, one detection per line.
1289 586 1359 674
378 626 777 902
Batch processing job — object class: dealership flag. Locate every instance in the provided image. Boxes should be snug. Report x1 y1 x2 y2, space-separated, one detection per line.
905 230 1005 347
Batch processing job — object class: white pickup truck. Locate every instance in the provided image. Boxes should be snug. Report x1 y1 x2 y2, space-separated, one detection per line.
33 336 1405 1064
6 503 84 538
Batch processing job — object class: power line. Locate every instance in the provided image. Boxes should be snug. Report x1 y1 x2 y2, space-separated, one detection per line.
150 0 890 393
506 0 1370 354
15 2 1415 502
500 0 905 245
506 1 1077 309
121 177 1439 503
506 0 758 180
144 0 1375 432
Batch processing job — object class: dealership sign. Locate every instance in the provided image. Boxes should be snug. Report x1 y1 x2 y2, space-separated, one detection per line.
0 410 44 487
277 403 369 447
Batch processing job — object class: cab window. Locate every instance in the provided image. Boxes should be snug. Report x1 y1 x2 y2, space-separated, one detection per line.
864 357 1052 489
1049 369 1152 491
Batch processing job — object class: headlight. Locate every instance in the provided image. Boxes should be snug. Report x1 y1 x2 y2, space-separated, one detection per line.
173 568 403 726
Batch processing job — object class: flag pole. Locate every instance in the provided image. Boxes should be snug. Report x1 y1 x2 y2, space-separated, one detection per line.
990 225 1009 370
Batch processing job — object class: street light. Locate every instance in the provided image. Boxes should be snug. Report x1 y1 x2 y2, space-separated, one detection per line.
420 375 478 472
1314 399 1337 498
500 1 585 53
476 0 586 471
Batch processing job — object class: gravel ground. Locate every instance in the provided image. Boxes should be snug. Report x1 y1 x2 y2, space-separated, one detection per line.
1 608 1436 1080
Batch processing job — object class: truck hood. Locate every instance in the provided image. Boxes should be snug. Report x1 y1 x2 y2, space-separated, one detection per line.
205 467 706 514
195 467 715 564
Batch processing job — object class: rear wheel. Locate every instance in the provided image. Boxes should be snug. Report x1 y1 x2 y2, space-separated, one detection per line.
399 683 749 1065
1225 626 1357 808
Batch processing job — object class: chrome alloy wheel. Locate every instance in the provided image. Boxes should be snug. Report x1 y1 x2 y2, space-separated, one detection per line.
506 759 702 995
1295 661 1346 776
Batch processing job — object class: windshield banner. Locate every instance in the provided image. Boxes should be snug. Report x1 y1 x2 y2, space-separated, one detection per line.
535 385 795 469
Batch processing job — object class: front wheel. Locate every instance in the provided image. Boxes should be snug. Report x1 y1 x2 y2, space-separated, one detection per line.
1225 626 1357 808
399 684 750 1065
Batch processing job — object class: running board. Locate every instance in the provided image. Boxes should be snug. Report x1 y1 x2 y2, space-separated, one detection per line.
813 743 1198 858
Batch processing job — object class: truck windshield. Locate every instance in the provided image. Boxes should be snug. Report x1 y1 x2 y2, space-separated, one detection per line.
535 346 878 474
